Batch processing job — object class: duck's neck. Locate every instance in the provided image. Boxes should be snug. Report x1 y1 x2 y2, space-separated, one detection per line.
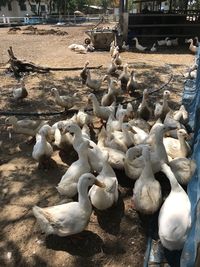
141 93 147 108
173 110 182 121
155 132 169 163
178 134 188 156
98 130 106 147
162 164 182 191
78 147 89 163
78 183 92 212
118 114 125 126
12 119 18 127
73 127 83 146
108 82 115 94
54 90 60 100
132 125 145 135
130 73 134 82
101 161 115 177
40 134 47 145
84 63 88 70
163 95 169 110
135 38 139 45
122 125 133 146
141 156 155 181
124 66 128 75
86 71 91 82
91 97 100 113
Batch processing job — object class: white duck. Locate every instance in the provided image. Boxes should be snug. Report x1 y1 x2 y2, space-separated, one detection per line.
76 109 92 127
32 125 54 169
118 63 130 92
5 116 47 138
157 37 169 46
173 105 189 126
126 70 137 95
97 126 125 170
63 123 90 151
113 50 122 66
133 146 162 214
166 39 172 46
112 45 119 58
13 80 28 101
101 79 118 106
122 41 129 51
145 123 170 164
124 124 169 180
137 89 152 121
154 90 171 121
86 69 103 91
124 146 144 180
133 37 147 51
158 163 191 251
74 44 87 54
81 124 91 140
169 157 196 185
56 140 91 197
103 75 122 97
64 123 106 172
186 39 197 53
51 88 78 111
150 43 157 52
131 124 149 145
33 173 104 236
163 111 184 138
107 58 117 75
89 156 119 210
68 43 77 50
110 40 115 56
108 123 135 152
116 103 133 121
129 118 150 133
106 111 126 133
163 128 191 159
171 38 179 46
53 121 74 150
88 93 115 121
80 61 89 85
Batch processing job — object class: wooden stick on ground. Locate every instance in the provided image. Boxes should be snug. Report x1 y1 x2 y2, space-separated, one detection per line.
7 46 103 77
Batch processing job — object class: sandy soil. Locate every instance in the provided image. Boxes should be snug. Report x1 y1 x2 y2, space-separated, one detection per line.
0 23 194 267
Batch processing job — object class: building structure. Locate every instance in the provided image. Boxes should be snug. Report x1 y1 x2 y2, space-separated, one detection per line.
0 1 53 17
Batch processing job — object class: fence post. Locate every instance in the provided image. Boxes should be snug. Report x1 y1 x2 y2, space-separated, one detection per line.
6 17 10 23
2 15 6 24
25 14 30 24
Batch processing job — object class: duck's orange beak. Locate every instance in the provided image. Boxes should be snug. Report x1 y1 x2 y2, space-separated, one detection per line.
94 179 106 188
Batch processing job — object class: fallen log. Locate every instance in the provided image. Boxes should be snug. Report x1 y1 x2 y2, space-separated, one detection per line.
7 46 103 77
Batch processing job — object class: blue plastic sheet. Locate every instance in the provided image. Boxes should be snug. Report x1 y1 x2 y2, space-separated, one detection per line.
180 50 200 267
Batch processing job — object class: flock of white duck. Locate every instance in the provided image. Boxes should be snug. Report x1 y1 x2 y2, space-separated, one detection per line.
5 44 197 253
67 35 199 54
124 36 199 54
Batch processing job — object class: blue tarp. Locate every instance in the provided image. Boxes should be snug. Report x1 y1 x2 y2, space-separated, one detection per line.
180 50 200 267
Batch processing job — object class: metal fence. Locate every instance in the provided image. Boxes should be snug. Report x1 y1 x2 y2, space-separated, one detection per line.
0 13 119 26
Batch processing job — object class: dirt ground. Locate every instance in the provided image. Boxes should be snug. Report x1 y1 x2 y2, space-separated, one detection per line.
0 23 194 267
